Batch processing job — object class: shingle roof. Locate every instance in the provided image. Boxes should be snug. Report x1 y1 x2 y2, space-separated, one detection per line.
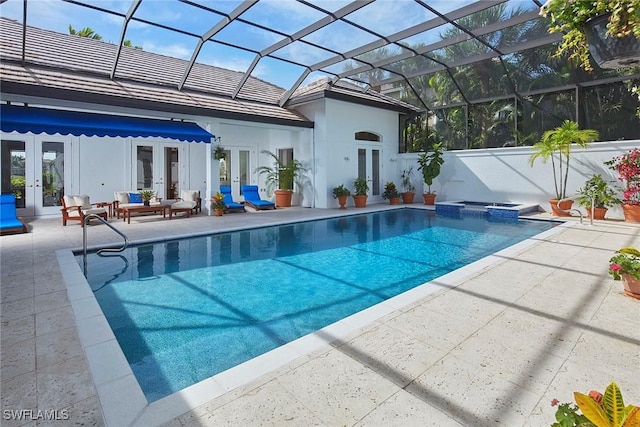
0 18 417 125
289 78 420 113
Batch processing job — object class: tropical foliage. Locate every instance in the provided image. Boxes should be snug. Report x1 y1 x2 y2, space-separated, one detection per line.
417 142 445 194
529 120 598 200
576 174 620 208
332 184 350 198
353 177 369 196
255 150 306 195
382 182 399 200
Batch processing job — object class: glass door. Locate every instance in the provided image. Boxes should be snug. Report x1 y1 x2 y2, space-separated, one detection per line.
1 137 68 217
357 146 381 202
135 142 182 200
219 146 253 199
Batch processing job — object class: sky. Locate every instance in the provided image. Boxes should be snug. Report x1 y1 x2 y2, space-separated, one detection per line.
0 0 514 90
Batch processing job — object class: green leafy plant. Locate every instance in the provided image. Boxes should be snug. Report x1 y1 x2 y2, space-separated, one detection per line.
609 247 640 280
417 142 445 194
255 150 306 195
551 382 640 427
211 192 225 210
401 168 415 193
139 190 155 202
382 182 399 200
332 184 350 198
214 146 226 160
576 174 621 208
353 177 369 196
10 175 25 199
540 0 640 71
529 120 598 200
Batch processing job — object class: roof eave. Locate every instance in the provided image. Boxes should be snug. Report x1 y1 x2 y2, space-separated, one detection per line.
0 81 315 129
286 89 418 115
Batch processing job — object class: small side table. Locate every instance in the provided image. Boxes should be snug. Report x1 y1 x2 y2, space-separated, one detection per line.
95 202 113 218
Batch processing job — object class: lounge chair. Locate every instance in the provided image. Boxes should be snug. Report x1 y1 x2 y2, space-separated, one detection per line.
220 186 245 213
170 190 201 218
61 194 108 226
241 185 276 210
0 193 27 234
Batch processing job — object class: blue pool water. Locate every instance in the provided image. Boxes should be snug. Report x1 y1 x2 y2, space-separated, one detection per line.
78 209 556 402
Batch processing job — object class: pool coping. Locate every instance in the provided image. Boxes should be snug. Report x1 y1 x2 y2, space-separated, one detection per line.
57 208 571 426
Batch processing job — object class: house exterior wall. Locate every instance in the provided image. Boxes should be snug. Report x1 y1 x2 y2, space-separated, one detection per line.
293 97 402 209
0 95 314 217
397 140 639 220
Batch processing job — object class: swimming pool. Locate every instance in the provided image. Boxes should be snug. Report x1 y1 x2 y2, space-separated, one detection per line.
78 209 557 402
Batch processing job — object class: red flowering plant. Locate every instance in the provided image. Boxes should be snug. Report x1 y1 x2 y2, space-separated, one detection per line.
609 247 640 281
605 148 640 206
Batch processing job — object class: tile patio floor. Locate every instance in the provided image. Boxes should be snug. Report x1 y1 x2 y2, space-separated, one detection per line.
1 205 639 426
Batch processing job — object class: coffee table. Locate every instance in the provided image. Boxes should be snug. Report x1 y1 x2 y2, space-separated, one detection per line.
122 204 170 224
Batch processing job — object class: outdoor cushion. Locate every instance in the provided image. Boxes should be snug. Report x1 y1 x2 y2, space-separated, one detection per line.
129 192 143 203
73 195 92 209
241 185 275 210
63 195 76 208
172 200 196 210
220 185 245 212
180 190 199 202
0 193 27 233
114 192 129 205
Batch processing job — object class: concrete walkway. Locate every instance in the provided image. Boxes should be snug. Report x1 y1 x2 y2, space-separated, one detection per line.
1 206 638 426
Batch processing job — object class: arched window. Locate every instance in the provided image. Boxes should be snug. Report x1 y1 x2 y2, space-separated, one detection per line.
355 131 380 142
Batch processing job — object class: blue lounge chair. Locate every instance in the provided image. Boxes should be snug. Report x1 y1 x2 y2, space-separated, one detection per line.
241 185 276 210
220 186 245 213
0 193 27 234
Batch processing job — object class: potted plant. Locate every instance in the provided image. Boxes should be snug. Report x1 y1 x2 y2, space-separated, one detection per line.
332 184 351 209
382 182 400 205
605 148 640 222
255 150 306 208
540 0 640 71
352 177 369 208
214 146 226 160
400 167 416 204
609 247 640 299
417 142 445 205
550 382 640 426
529 120 598 216
140 190 155 206
575 174 620 220
210 192 225 216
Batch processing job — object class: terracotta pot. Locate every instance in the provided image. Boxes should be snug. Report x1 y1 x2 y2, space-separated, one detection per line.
622 204 640 223
214 209 223 217
401 192 415 204
337 195 348 209
389 197 400 205
549 199 573 217
586 207 607 220
621 274 640 300
353 195 367 208
423 193 436 205
274 189 293 208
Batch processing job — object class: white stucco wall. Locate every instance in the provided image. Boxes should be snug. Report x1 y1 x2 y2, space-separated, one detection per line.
293 98 402 209
397 140 639 220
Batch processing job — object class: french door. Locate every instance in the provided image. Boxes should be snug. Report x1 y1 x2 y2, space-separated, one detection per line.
357 145 382 203
134 142 183 200
1 136 70 217
219 146 254 199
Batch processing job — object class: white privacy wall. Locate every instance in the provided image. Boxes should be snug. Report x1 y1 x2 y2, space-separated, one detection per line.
396 140 639 220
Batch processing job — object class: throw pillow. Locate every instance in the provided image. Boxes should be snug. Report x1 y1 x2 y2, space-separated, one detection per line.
129 192 143 203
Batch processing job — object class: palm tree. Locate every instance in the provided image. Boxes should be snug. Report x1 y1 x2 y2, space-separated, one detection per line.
529 120 598 200
68 25 102 40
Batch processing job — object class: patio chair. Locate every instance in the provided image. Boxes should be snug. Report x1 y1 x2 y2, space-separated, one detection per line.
220 186 245 213
170 189 201 218
241 185 276 210
0 193 27 234
61 194 108 226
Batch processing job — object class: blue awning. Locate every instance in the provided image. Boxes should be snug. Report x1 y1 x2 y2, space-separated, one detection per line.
0 104 214 143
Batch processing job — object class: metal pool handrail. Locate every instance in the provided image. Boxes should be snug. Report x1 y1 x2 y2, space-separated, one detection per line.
82 214 130 258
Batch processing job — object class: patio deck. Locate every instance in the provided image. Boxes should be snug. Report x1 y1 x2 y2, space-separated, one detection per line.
1 205 638 426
